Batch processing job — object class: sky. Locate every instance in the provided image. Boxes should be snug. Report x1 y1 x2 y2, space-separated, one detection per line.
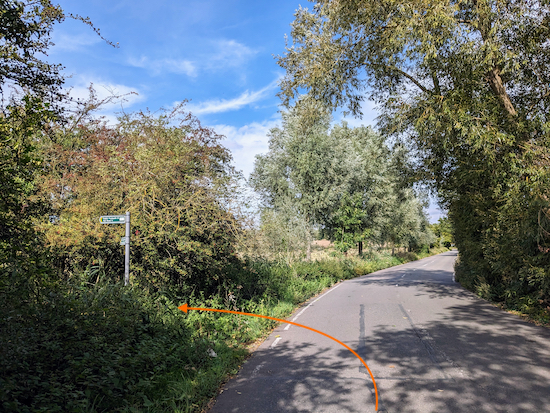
50 0 444 222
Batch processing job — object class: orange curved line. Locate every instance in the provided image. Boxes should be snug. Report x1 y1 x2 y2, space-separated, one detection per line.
179 304 378 411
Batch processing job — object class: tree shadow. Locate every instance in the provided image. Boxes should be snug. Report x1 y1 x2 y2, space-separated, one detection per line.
210 338 378 412
210 250 550 412
350 300 550 412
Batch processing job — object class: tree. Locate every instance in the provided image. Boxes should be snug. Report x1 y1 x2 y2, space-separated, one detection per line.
251 104 350 260
36 105 242 295
278 1 550 303
0 0 113 103
430 216 454 248
0 0 64 101
322 123 390 254
0 0 72 301
330 192 369 254
0 96 56 304
252 104 433 258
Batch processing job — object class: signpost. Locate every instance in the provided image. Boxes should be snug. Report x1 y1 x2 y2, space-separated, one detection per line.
100 211 131 286
100 215 126 224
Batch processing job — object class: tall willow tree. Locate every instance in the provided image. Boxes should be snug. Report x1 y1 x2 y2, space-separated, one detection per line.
251 104 433 258
278 1 550 304
251 104 349 260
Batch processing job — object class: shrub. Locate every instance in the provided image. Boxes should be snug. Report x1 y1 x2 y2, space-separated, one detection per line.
0 283 237 412
37 107 242 297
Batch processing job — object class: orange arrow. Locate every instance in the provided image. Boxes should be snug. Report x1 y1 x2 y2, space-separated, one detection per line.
179 303 379 411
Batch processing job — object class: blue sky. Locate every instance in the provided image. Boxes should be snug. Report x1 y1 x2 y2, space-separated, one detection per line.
51 0 443 222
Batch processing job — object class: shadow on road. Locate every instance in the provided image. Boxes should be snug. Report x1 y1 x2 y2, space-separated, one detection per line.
350 301 550 412
211 339 376 412
211 250 550 412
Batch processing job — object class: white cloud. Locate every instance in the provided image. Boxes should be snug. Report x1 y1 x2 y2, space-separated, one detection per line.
50 32 102 52
186 79 279 115
128 56 197 77
127 39 255 77
208 39 257 69
214 117 280 180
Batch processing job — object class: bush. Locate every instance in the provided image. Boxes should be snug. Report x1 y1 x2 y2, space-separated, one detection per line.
0 283 245 413
37 107 242 297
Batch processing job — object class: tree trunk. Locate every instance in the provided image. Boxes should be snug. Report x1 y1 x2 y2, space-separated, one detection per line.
486 67 517 117
306 239 311 261
358 241 363 256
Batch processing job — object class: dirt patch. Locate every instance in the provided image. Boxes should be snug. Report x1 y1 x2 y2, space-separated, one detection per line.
313 239 332 248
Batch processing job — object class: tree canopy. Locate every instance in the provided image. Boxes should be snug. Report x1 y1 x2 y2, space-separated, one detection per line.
278 0 550 303
251 104 433 258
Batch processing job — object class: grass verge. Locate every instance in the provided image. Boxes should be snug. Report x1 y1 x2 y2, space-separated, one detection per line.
0 247 449 412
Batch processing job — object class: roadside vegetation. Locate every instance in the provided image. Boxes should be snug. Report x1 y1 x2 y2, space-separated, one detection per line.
0 2 447 412
277 2 550 324
1 242 449 413
2 1 550 412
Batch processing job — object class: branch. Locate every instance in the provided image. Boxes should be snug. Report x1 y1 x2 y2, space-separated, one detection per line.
398 68 431 94
431 70 441 96
372 64 432 95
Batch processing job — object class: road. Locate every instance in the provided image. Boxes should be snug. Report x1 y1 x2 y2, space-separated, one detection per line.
210 251 550 412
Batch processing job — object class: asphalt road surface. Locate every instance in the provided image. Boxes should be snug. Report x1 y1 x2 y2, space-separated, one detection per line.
210 251 550 412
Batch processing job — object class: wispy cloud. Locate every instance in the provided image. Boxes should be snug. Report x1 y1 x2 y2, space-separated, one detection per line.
213 117 280 179
127 39 255 77
50 32 102 52
186 79 279 115
128 56 197 77
208 39 257 69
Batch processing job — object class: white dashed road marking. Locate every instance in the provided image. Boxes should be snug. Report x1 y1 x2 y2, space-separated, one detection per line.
270 337 282 348
283 283 343 331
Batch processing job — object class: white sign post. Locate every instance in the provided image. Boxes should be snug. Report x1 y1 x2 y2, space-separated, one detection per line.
100 211 131 286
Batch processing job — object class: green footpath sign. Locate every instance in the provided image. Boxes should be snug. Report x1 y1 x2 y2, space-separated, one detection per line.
99 212 131 286
100 215 126 224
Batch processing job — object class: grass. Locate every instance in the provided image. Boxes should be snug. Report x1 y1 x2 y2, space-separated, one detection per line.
0 246 449 413
160 245 450 412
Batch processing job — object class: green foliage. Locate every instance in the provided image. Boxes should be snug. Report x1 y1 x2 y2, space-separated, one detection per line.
0 0 65 99
36 106 242 296
277 0 550 312
0 282 248 413
331 193 370 253
251 103 349 259
252 105 434 258
0 0 113 104
430 216 454 248
0 96 57 306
